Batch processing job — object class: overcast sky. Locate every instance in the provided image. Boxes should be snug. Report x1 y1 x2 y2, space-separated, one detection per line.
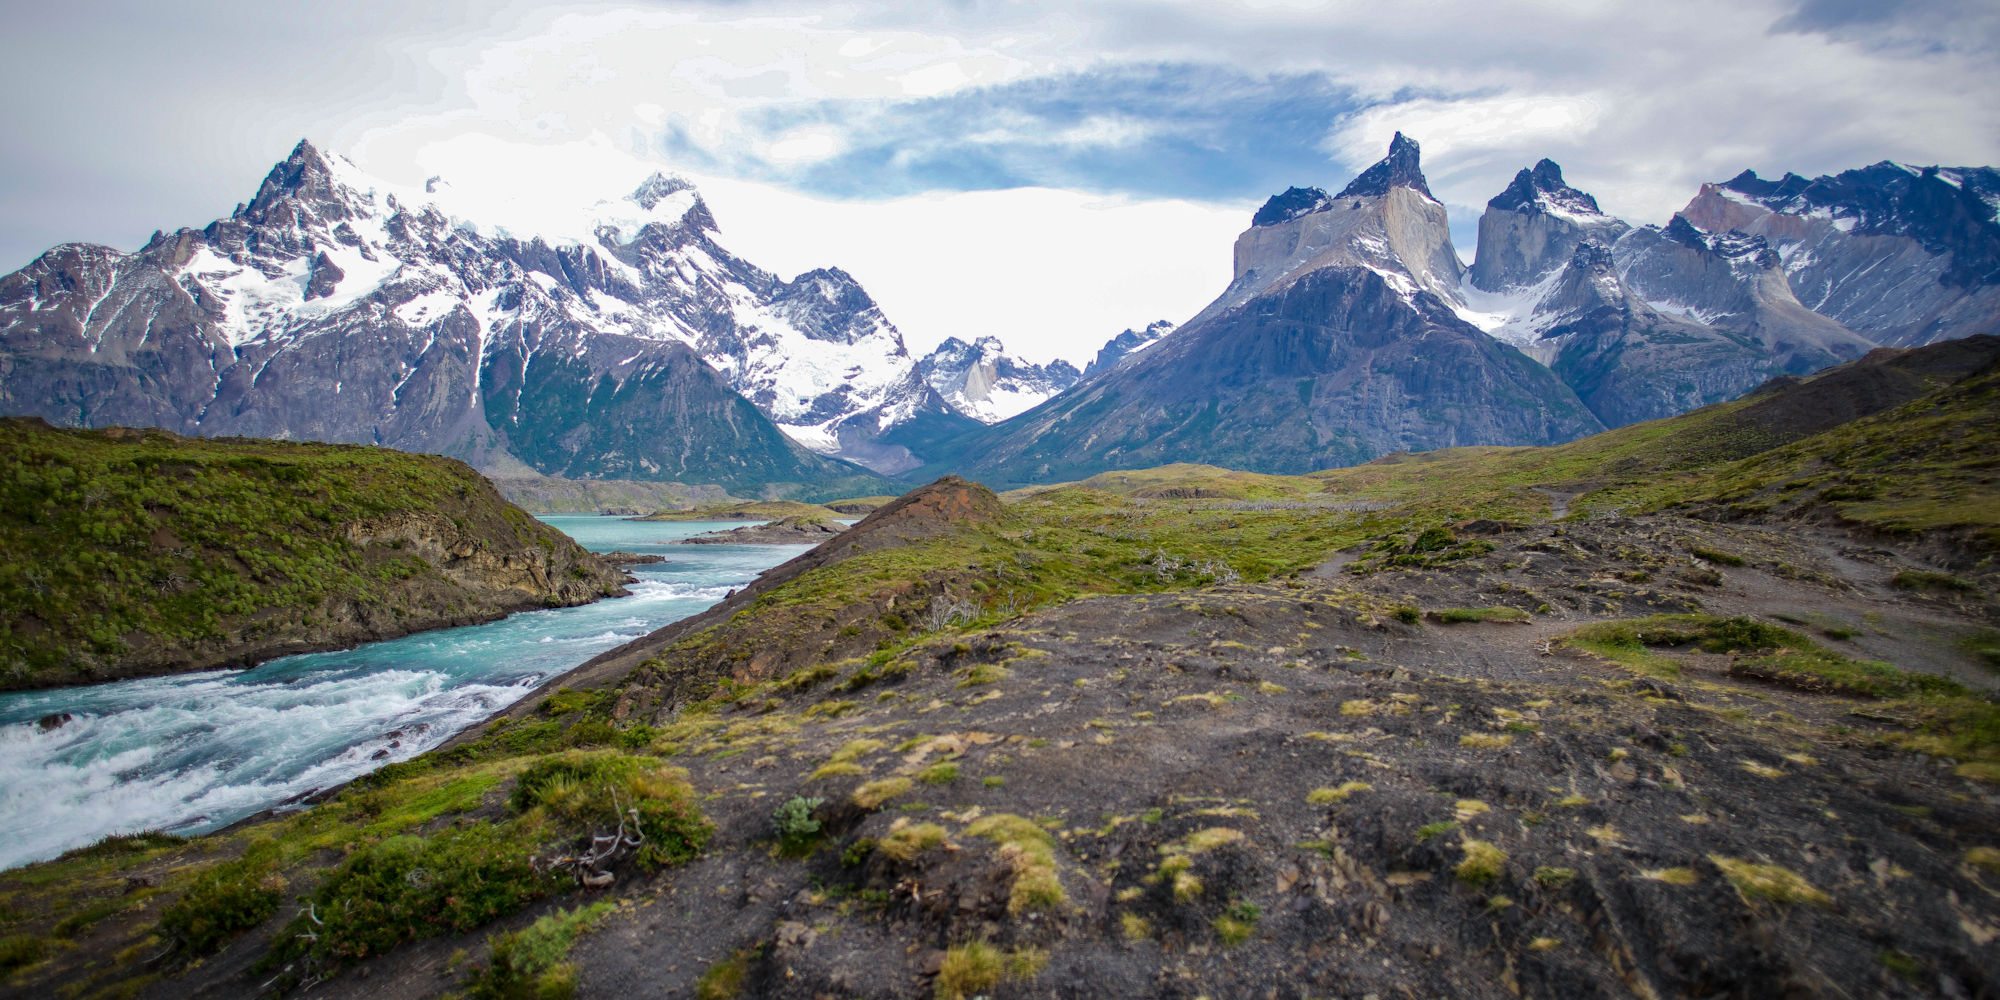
4 0 1996 363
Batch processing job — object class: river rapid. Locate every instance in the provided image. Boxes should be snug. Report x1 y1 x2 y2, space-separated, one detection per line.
0 516 803 871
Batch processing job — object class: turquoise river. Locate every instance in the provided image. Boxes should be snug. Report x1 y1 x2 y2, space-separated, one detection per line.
0 516 806 871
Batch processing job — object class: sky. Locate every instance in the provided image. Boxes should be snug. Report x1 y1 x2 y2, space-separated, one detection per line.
3 0 1996 364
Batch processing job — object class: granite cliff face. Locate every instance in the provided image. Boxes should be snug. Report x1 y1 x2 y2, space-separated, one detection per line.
0 141 939 489
934 135 1604 485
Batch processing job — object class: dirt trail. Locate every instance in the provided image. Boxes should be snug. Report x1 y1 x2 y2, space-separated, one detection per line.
1531 486 1576 519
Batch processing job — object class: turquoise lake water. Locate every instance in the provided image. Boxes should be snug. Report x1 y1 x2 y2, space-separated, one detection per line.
0 516 806 871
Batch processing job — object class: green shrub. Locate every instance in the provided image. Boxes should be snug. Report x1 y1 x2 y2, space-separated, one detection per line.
696 948 758 999
276 823 558 967
1892 570 1976 593
1429 606 1531 624
510 751 712 871
770 796 825 855
1411 527 1456 552
0 934 48 975
1533 866 1576 889
157 852 284 957
1688 545 1746 567
469 902 613 1000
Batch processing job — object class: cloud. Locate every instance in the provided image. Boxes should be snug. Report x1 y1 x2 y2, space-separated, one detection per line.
670 63 1364 202
1770 0 2000 55
3 0 1996 362
762 125 849 165
696 180 1247 367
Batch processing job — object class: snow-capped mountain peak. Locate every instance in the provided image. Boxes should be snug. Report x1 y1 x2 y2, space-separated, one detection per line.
1488 159 1607 222
1082 320 1175 378
0 138 966 476
917 335 1081 424
1336 132 1435 202
630 172 697 210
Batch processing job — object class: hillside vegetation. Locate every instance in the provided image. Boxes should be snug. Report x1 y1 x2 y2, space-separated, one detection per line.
4 339 1998 999
0 420 626 689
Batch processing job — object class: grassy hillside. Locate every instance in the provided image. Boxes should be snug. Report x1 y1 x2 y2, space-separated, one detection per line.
4 339 1998 998
1311 336 2000 551
0 419 625 689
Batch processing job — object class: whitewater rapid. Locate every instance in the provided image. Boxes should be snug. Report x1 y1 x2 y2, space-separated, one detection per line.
0 516 805 871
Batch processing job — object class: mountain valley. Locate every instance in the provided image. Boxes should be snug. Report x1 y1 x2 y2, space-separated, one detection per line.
2 335 1996 998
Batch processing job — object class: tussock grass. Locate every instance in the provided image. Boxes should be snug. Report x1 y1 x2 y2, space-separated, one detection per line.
1306 782 1372 805
1429 606 1532 624
852 778 914 811
1456 840 1507 886
964 815 1065 913
934 941 1045 1000
1710 856 1831 907
877 820 950 863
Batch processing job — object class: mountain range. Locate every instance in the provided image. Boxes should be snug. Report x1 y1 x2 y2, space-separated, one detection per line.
931 135 2000 484
1 137 1994 493
0 142 1145 493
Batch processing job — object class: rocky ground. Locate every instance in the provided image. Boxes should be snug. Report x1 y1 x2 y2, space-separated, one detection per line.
262 497 1998 1000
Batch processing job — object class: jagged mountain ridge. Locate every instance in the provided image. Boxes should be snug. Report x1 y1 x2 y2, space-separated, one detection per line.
6 138 1992 495
1451 156 1953 428
927 134 1606 486
0 140 967 485
927 137 1998 487
1081 320 1176 378
1680 161 2000 345
914 336 1082 423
